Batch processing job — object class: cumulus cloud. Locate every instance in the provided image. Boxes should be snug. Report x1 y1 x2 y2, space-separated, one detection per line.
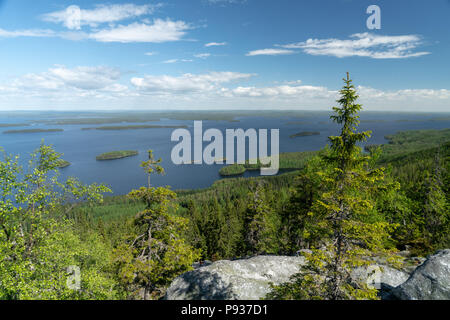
4 66 125 98
131 71 253 94
1 67 449 111
0 4 190 44
357 86 450 101
246 48 295 56
88 19 191 43
205 42 227 47
280 33 430 59
221 84 334 99
42 4 161 30
219 82 450 110
0 19 190 44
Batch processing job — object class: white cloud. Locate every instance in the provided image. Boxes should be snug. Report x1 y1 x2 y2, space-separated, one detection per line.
89 19 191 43
4 66 124 97
0 19 190 44
194 53 211 59
246 48 296 56
145 52 158 56
218 82 450 111
162 59 193 64
42 4 160 30
357 86 450 101
0 28 56 38
280 33 430 59
221 84 334 99
205 42 227 47
1 67 449 112
131 71 253 94
163 59 179 64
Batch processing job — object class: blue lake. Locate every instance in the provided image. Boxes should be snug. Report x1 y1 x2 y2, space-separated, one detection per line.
0 111 449 195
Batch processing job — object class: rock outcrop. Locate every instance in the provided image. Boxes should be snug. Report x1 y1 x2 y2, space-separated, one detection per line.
392 249 450 300
165 250 450 300
165 256 306 300
165 255 411 300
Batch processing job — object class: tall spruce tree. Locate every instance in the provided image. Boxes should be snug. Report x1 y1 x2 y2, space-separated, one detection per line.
268 73 399 300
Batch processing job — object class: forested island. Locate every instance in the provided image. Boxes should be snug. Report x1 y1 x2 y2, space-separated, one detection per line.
3 128 63 134
289 131 320 138
83 125 188 131
0 123 30 127
0 75 448 301
96 150 139 161
55 159 71 168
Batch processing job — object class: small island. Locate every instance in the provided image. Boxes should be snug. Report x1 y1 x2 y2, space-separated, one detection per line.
289 131 320 138
0 123 30 128
219 164 246 176
96 150 139 161
55 159 71 168
3 128 63 134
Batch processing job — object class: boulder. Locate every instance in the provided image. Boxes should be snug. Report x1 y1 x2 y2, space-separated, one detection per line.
392 249 450 300
165 255 306 300
165 254 413 300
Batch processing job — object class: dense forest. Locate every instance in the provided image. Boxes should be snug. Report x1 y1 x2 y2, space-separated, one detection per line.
0 75 448 300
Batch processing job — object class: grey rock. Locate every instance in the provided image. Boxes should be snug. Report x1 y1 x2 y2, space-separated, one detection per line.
392 249 450 300
165 255 306 300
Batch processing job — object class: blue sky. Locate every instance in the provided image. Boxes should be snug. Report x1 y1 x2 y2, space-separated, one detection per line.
0 0 449 111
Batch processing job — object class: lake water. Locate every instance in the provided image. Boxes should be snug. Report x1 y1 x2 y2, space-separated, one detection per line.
0 111 449 195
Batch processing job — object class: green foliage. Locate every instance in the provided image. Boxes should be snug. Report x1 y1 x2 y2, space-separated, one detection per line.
269 73 400 300
218 151 318 177
365 128 450 163
279 152 331 253
112 150 200 299
0 142 118 300
219 164 246 176
245 182 280 255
